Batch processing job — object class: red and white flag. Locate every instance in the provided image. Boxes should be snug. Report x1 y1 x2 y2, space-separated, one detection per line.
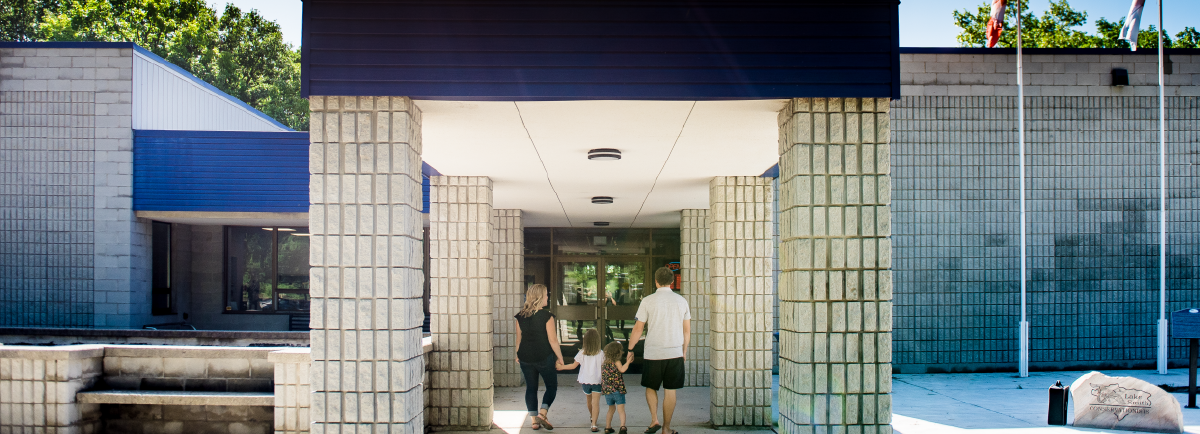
986 0 1007 48
1119 0 1146 50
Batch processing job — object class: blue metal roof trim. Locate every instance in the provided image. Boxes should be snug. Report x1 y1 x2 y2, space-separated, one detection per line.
760 164 779 178
134 130 310 213
0 42 292 131
301 0 901 100
421 162 441 214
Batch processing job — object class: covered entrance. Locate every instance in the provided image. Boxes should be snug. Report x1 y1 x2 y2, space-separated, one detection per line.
525 228 681 364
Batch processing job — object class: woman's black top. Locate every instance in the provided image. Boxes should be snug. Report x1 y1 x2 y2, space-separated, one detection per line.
515 308 555 363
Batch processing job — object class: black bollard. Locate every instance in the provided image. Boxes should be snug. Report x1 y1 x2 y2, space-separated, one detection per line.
1048 380 1069 425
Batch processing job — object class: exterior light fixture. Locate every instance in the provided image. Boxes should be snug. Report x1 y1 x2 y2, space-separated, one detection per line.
587 148 622 160
1111 68 1129 86
593 222 610 227
277 228 296 232
591 196 614 204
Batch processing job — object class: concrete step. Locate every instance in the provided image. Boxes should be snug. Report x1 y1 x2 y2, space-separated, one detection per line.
77 390 273 406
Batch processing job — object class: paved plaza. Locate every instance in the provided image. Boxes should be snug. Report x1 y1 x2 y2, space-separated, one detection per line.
462 370 1200 434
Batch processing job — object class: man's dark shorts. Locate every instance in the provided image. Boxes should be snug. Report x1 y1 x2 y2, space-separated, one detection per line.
641 357 685 390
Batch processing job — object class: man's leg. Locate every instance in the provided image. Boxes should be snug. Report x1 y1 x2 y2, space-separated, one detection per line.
662 389 676 434
645 387 660 428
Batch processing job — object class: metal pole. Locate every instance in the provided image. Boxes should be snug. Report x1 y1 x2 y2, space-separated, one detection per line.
1157 0 1169 375
1017 0 1029 378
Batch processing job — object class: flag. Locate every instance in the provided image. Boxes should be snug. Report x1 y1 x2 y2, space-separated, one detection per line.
1119 0 1146 50
986 0 1007 48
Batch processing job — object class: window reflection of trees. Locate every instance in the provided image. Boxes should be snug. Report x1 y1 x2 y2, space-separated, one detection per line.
227 227 310 312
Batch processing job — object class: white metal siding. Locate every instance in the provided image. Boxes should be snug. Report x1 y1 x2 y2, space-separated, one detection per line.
132 52 289 132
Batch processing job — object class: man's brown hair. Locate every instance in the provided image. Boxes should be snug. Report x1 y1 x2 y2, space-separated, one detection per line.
654 267 675 287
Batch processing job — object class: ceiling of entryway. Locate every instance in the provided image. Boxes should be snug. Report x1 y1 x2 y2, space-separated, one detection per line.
417 100 786 228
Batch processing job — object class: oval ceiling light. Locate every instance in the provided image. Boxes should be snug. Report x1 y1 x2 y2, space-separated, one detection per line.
593 222 610 227
587 148 622 160
591 196 614 204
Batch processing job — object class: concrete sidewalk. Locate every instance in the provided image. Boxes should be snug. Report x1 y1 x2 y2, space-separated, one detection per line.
460 369 1200 434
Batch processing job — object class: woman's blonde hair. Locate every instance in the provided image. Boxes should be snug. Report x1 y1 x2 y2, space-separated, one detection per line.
603 341 624 366
518 284 549 318
580 329 601 356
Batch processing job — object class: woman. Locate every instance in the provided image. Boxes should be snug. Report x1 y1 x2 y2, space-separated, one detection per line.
515 284 564 430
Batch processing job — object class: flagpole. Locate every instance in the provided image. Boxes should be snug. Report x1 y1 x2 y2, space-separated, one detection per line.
1157 0 1168 375
1017 0 1030 378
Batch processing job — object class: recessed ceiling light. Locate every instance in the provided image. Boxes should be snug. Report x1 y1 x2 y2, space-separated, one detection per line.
593 222 610 227
591 196 614 204
587 148 622 160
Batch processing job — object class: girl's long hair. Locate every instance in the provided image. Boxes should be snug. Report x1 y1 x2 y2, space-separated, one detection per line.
603 341 623 366
581 329 601 356
518 284 549 318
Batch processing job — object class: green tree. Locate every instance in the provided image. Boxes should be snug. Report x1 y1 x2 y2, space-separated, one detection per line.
9 0 307 130
955 0 1198 49
0 0 59 41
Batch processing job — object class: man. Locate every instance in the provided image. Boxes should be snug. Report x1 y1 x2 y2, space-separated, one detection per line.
627 267 690 434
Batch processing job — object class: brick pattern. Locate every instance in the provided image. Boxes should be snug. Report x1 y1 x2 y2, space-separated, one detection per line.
308 96 426 433
708 177 775 427
428 176 494 429
101 346 275 392
899 53 1200 97
680 209 710 387
777 97 893 434
271 350 313 434
890 95 1200 371
0 47 146 329
492 209 523 387
773 177 781 375
102 404 273 434
0 346 105 432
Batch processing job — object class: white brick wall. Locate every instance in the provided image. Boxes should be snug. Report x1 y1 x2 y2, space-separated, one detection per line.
492 209 523 387
308 96 426 433
427 176 494 429
708 177 774 427
900 52 1200 97
777 98 893 434
0 47 141 328
680 209 710 387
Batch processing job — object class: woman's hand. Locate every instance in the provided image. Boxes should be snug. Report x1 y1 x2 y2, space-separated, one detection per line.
557 356 565 366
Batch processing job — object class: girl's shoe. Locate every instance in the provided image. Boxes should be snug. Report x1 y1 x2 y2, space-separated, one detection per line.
620 427 628 434
592 426 599 432
605 428 615 434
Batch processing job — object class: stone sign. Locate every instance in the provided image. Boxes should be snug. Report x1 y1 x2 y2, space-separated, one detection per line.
1070 371 1183 433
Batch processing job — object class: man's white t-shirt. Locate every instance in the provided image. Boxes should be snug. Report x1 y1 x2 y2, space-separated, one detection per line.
634 286 691 360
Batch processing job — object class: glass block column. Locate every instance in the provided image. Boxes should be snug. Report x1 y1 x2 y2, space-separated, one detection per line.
427 176 494 429
309 96 427 433
709 177 775 427
492 209 524 387
777 97 893 434
680 209 711 387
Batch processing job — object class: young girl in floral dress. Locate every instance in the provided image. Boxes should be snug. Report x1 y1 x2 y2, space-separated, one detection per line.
601 341 633 434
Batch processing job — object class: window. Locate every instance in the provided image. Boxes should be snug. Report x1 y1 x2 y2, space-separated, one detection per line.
151 221 172 315
225 226 310 313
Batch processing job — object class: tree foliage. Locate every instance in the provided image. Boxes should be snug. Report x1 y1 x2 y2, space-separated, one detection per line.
2 0 306 131
954 0 1198 49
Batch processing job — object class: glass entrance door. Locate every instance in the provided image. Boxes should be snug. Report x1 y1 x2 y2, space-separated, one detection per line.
554 258 648 363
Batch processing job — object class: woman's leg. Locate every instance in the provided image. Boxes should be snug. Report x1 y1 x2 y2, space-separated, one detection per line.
520 360 540 417
538 355 559 413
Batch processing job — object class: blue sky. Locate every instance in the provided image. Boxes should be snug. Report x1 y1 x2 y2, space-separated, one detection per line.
208 0 1198 49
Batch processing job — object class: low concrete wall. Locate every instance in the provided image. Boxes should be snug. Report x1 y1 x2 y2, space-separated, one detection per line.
101 345 280 392
0 345 105 432
0 327 309 347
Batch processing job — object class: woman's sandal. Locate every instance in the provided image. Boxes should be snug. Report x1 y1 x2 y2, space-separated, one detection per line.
536 413 555 430
531 422 541 430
